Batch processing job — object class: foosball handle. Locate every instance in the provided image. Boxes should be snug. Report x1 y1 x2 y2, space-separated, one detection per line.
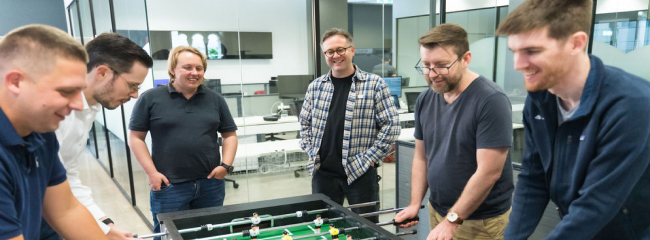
393 216 419 225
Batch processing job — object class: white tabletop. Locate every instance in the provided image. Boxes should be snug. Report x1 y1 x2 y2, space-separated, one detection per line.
234 113 416 136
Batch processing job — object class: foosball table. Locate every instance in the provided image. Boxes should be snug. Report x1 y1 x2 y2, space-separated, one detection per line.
135 194 419 240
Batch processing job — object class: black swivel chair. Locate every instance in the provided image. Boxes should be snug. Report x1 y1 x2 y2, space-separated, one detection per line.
217 137 239 188
405 92 421 113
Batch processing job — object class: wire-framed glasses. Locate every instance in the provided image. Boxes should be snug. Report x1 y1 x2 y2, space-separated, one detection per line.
414 55 463 75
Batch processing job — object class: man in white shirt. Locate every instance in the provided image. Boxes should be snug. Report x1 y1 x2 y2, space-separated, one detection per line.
41 32 153 240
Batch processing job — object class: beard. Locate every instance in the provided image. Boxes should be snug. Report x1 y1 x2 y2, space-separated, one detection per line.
524 62 566 92
429 72 463 94
93 80 118 110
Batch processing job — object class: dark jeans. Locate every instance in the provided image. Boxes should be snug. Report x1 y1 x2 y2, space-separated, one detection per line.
151 178 225 239
312 167 380 223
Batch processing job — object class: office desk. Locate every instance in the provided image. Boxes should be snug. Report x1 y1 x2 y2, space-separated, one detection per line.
234 114 417 136
234 116 299 136
228 139 303 172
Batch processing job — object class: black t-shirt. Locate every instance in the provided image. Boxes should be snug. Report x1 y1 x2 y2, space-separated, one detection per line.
129 84 238 183
414 76 514 220
317 73 354 178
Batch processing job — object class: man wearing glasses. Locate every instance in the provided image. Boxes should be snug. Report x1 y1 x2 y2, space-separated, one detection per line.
394 24 513 240
41 33 153 240
299 28 400 222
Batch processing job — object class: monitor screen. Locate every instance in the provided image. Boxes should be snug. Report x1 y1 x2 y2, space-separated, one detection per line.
384 76 402 97
277 75 314 99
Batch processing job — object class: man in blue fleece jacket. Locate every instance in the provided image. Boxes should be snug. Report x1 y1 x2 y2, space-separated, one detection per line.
496 0 650 239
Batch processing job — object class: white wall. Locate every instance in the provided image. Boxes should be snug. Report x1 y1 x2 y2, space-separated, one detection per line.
145 0 312 85
447 0 509 13
596 0 649 14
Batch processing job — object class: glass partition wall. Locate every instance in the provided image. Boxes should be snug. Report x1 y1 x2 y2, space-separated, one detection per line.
592 0 649 81
69 0 395 231
69 0 648 236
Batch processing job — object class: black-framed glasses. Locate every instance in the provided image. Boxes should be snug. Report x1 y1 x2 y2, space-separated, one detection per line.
110 67 140 93
414 55 463 75
323 46 352 58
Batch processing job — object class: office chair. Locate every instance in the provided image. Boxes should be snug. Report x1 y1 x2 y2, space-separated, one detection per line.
217 137 239 189
225 178 239 188
405 92 421 113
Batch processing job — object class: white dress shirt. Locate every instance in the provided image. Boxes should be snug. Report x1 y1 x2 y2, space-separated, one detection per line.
55 92 110 234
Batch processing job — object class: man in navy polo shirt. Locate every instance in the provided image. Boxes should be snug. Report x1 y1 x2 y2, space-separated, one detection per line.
0 25 107 239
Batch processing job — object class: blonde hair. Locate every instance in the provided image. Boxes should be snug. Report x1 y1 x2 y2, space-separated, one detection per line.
167 46 207 81
0 24 88 76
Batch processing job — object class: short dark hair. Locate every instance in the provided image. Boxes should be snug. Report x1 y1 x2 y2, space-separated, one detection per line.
418 24 469 57
496 0 593 40
85 33 153 74
321 28 354 48
0 24 87 75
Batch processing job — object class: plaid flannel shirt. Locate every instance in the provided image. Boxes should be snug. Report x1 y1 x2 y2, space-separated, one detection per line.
299 66 400 184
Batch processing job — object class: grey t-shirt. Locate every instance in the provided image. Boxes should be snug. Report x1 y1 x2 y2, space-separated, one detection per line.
414 76 514 220
557 96 580 125
129 84 238 183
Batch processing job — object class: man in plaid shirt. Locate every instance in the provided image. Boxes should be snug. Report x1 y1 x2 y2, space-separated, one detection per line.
299 28 400 222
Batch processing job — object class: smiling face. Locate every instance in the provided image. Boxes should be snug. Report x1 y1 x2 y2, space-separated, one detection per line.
171 51 205 92
93 61 149 109
172 51 205 92
14 57 87 135
419 45 466 94
507 27 572 92
322 35 355 78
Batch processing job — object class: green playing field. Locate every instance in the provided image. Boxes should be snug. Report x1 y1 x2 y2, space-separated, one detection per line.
216 225 345 240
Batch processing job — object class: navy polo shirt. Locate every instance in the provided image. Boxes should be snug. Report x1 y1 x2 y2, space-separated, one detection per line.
0 108 67 240
129 84 238 183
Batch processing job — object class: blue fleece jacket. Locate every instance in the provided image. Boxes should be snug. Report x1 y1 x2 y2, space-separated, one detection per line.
505 55 650 240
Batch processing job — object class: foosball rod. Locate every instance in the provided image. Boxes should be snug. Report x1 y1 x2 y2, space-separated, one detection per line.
291 226 360 240
192 204 420 240
395 230 418 236
137 201 381 238
358 205 424 218
352 230 417 240
193 217 347 240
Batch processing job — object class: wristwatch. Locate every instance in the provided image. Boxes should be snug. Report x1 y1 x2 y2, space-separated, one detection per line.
220 162 234 174
102 218 114 225
446 211 463 225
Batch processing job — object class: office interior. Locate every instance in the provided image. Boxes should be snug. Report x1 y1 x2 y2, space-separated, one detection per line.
1 0 647 237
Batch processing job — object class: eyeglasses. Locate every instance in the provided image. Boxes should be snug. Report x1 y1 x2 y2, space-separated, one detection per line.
110 67 140 93
414 55 463 75
323 46 352 58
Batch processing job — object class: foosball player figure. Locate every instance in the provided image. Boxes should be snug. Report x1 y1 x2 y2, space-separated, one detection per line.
282 230 292 240
251 212 261 225
329 223 340 240
313 214 324 232
250 223 260 240
346 235 353 240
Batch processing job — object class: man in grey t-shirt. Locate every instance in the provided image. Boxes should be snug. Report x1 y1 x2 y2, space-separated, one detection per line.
395 24 514 240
